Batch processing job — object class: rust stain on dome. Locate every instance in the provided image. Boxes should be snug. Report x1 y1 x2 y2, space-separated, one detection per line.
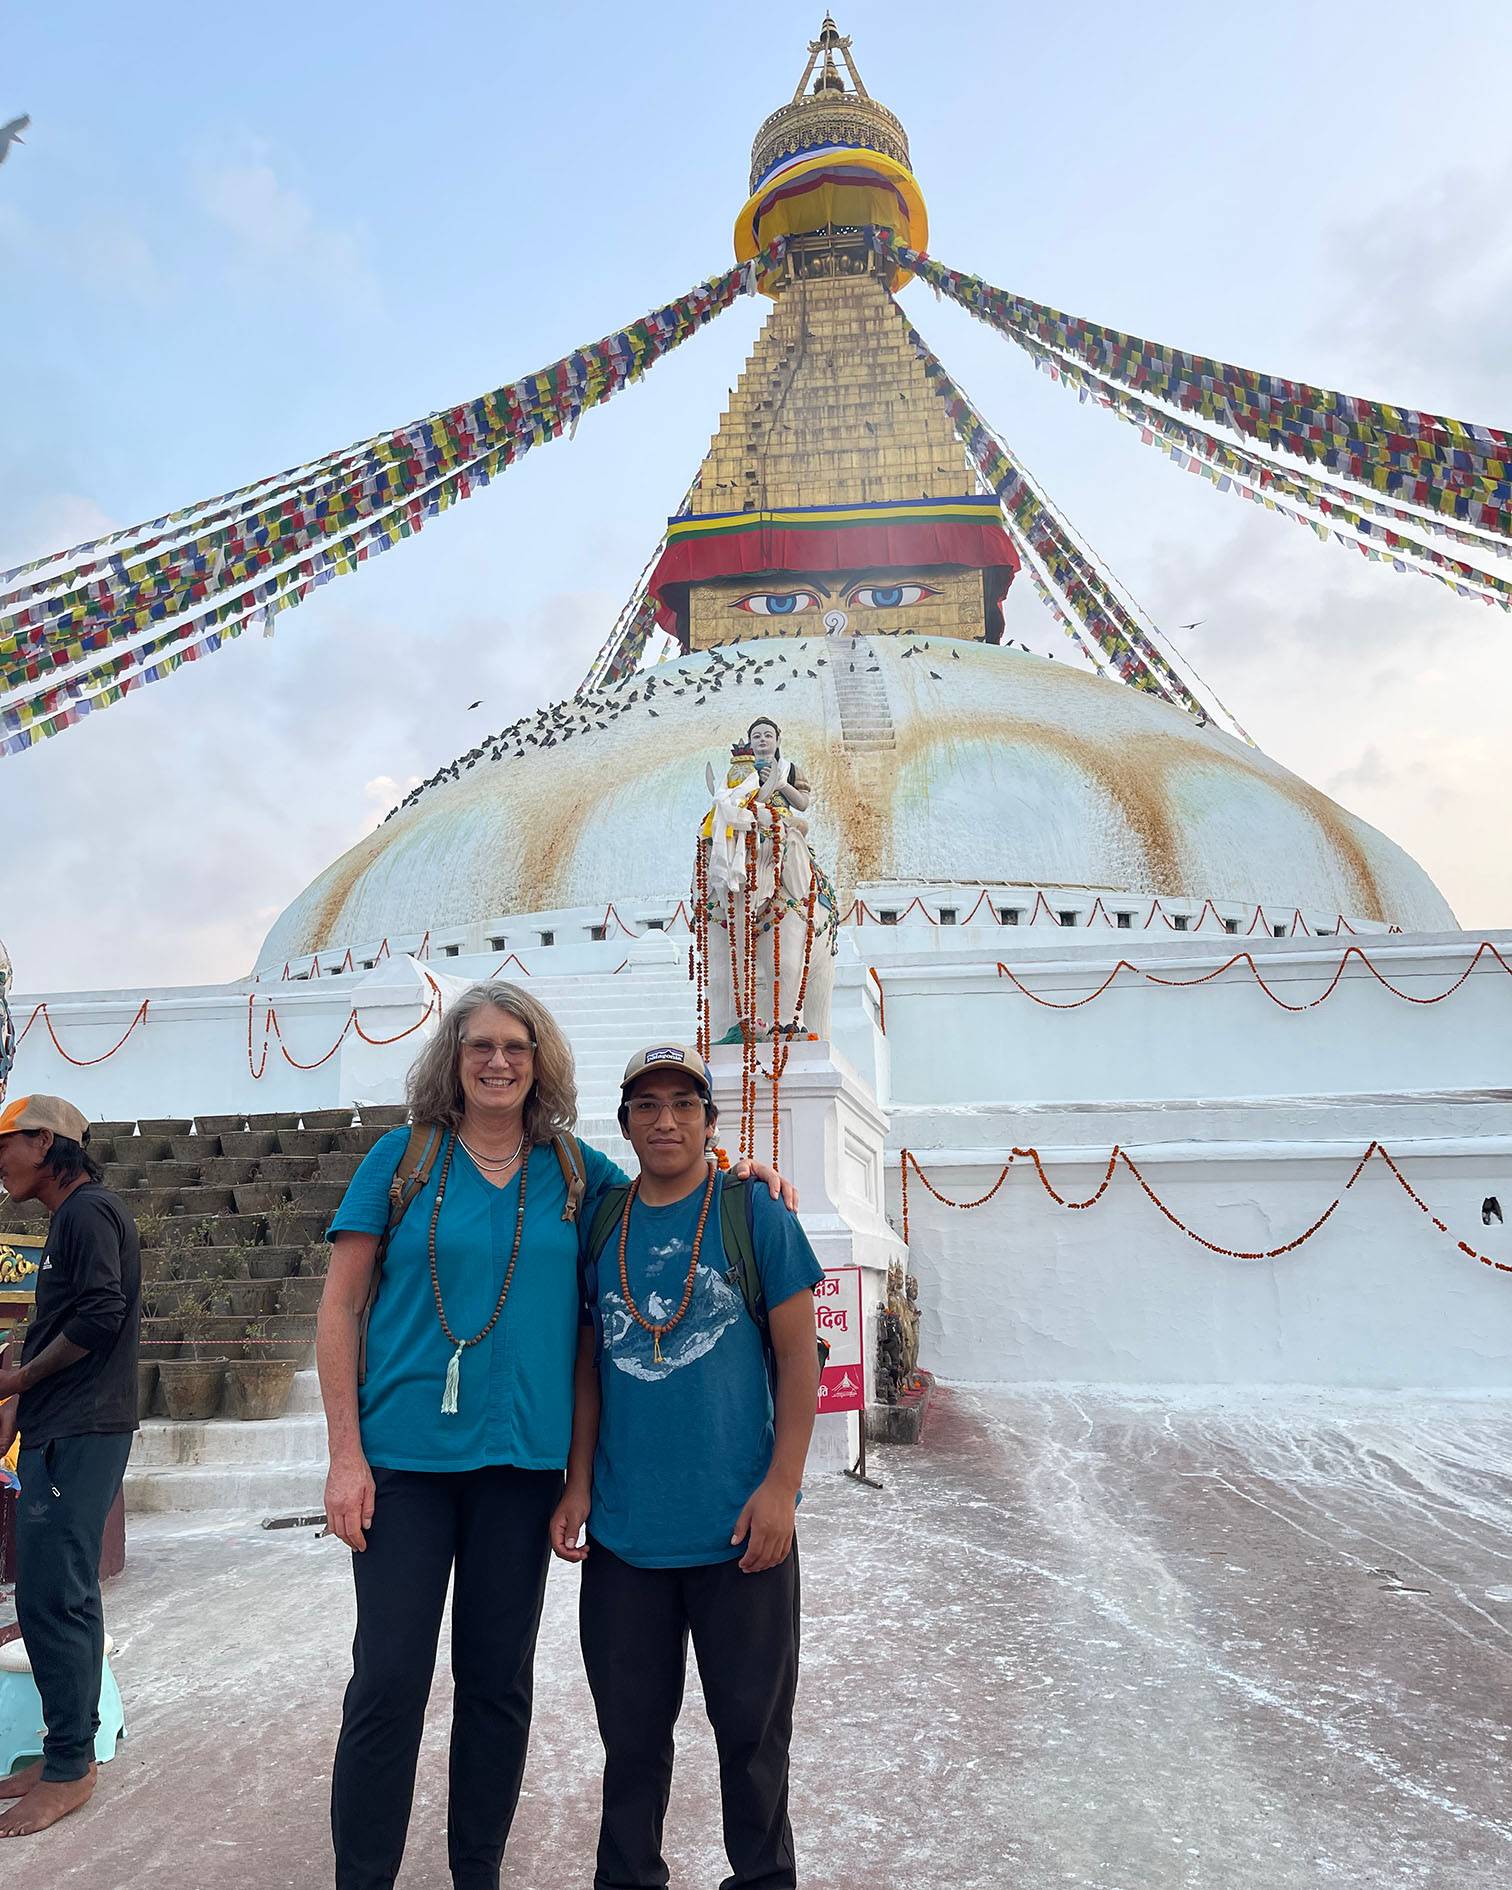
876 701 1187 892
299 826 399 957
513 768 622 912
263 637 1429 967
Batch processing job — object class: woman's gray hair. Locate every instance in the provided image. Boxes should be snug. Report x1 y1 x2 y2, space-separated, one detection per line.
405 982 578 1142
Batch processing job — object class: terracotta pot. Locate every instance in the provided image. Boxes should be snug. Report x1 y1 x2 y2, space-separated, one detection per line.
222 1358 299 1421
157 1359 225 1420
224 1282 278 1320
276 1277 325 1317
136 1360 160 1420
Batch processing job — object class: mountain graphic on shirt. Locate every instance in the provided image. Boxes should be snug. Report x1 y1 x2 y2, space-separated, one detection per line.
602 1262 744 1383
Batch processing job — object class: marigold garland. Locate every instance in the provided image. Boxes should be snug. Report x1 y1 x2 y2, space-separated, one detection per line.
898 1144 1511 1274
985 938 1512 1014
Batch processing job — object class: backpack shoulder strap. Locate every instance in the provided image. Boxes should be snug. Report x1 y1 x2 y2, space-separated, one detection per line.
581 1182 633 1368
718 1175 766 1340
553 1134 587 1223
586 1184 632 1266
388 1123 445 1222
357 1124 444 1385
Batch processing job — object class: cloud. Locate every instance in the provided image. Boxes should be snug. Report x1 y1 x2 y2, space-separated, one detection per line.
0 493 119 570
195 155 381 317
1144 507 1511 930
0 203 163 312
0 572 617 992
1315 146 1512 398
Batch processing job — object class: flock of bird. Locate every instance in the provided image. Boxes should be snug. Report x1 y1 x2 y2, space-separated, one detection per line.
380 630 1043 823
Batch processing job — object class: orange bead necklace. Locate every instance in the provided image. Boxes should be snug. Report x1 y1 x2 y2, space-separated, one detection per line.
615 1164 717 1364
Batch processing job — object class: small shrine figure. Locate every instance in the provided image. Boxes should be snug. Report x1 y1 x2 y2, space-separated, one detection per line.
876 1308 908 1406
696 716 837 1046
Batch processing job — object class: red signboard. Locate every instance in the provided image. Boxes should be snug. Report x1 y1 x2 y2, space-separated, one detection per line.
815 1265 865 1414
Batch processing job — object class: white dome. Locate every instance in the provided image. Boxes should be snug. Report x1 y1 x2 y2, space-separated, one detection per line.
256 636 1455 971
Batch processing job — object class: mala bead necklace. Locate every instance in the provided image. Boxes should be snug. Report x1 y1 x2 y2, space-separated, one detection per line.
615 1164 717 1364
427 1132 530 1414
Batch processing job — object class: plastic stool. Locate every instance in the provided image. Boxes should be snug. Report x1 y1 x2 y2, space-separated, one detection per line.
0 1632 124 1777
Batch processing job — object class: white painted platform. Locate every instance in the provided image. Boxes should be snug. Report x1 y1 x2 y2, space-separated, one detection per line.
126 1370 328 1516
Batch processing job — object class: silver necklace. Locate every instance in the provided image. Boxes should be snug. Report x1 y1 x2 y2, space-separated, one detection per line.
457 1128 526 1173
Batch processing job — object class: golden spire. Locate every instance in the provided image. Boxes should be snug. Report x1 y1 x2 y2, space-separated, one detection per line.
749 17 910 196
736 16 927 289
792 15 870 101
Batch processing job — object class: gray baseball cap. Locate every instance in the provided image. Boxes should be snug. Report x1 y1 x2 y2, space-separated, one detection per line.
619 1043 713 1099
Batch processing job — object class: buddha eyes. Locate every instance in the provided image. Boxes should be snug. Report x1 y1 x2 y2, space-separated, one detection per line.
847 583 939 609
731 583 940 615
733 591 822 615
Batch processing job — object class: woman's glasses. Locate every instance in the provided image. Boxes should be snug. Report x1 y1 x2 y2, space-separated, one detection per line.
460 1035 536 1063
625 1095 705 1124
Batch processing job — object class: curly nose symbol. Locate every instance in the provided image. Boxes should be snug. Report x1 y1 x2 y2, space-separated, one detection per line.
823 608 848 635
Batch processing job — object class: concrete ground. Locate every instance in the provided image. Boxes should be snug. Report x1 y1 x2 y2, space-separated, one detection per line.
9 1384 1512 1889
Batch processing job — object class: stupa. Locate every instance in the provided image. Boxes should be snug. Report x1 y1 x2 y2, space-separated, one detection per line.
8 20 1508 1422
254 21 1453 975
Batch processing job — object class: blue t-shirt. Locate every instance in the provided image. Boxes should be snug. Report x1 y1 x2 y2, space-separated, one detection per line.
588 1172 824 1569
330 1128 624 1474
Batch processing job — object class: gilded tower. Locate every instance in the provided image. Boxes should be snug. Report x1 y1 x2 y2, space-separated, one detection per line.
649 18 1019 653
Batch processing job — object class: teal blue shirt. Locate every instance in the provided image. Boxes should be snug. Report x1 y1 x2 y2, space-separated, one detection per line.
588 1174 824 1568
330 1128 624 1473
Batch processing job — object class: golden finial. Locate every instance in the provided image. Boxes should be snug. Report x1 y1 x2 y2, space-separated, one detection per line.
737 16 928 291
792 16 871 102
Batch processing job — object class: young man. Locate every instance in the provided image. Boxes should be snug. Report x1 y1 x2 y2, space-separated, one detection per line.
0 1095 140 1838
551 1044 823 1890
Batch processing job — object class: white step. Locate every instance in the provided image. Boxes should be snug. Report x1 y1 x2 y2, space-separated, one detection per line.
127 1372 330 1514
131 1412 327 1468
125 1461 327 1515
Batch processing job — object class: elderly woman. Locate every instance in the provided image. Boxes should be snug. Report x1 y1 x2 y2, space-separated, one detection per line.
317 982 787 1890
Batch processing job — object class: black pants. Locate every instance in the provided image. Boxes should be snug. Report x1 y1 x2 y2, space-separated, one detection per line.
14 1430 133 1783
580 1537 801 1890
330 1463 563 1890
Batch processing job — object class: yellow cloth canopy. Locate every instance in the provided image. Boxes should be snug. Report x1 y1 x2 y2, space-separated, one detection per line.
734 148 929 293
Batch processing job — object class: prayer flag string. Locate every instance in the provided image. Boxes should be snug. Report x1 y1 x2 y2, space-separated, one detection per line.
880 237 1510 615
908 323 1220 723
872 232 1512 527
0 246 787 746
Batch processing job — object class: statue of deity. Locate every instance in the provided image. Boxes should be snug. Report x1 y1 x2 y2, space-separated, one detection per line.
696 715 838 1044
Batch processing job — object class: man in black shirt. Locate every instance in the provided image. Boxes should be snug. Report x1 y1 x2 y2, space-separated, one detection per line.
0 1094 139 1838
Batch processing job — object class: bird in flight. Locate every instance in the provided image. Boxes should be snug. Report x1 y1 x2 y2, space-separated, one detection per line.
0 114 30 166
467 699 482 710
1176 620 1205 631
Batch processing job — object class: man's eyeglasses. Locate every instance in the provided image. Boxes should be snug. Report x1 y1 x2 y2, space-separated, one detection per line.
626 1095 706 1124
460 1036 537 1063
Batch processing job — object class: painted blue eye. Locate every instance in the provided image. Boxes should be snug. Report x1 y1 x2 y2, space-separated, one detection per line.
848 583 939 609
733 591 821 615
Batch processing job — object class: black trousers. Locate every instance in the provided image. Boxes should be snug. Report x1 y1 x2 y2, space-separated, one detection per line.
14 1430 133 1783
580 1536 801 1890
330 1463 563 1890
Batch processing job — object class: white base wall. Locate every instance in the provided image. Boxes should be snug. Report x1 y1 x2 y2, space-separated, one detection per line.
11 927 1511 1393
891 1129 1512 1391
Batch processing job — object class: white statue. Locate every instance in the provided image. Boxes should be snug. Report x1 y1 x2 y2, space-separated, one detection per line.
696 716 837 1044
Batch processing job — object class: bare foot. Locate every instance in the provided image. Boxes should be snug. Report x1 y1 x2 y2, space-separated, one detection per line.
0 1759 42 1799
0 1767 96 1836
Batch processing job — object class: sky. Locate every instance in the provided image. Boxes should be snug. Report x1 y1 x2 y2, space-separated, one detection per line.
3 1 1510 993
